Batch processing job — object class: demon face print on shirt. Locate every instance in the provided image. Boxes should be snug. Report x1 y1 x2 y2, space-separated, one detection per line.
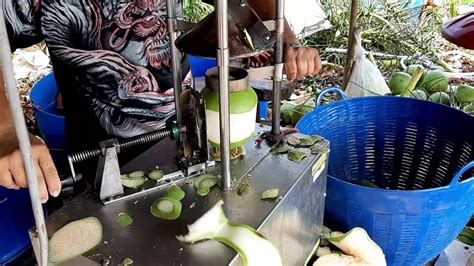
3 0 189 139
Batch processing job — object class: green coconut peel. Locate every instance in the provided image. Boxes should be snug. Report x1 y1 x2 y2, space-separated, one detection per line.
177 200 282 266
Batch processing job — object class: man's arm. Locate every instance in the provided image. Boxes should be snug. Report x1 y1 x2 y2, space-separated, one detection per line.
0 71 61 202
246 0 299 45
248 0 322 80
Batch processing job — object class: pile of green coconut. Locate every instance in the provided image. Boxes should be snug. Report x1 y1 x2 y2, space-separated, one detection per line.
388 65 474 114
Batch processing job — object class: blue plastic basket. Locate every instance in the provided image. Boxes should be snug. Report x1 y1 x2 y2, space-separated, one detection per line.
188 56 217 78
297 88 474 266
30 73 66 149
0 188 36 264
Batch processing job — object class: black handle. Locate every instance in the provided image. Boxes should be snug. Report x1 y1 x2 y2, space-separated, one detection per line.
60 174 83 187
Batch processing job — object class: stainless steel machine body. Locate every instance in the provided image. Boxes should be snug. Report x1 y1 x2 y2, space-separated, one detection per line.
31 128 328 265
18 0 329 263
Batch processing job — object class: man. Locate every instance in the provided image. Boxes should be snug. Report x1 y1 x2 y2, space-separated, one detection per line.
0 0 321 202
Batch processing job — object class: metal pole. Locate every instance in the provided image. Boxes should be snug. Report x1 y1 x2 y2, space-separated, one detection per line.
272 0 285 136
166 0 183 123
0 6 48 266
342 0 359 90
216 0 231 190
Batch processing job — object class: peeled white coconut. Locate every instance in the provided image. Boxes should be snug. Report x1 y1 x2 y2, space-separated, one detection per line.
328 227 386 266
49 217 103 264
316 246 332 257
314 253 369 266
203 87 257 149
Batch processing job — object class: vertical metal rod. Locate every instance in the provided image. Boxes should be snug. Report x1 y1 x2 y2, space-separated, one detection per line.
167 0 183 123
272 0 285 136
216 0 231 190
0 6 48 266
342 0 359 90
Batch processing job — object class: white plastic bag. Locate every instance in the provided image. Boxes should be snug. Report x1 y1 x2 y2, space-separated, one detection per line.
345 29 390 98
285 0 332 38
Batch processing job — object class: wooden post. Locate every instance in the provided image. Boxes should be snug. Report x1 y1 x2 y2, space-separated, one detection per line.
342 0 359 90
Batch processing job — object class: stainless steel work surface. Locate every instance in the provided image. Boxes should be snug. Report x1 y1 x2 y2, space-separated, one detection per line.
42 131 328 265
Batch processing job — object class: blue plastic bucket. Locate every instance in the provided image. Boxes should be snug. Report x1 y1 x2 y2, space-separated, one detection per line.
30 73 66 149
188 56 217 78
0 188 36 264
297 88 474 266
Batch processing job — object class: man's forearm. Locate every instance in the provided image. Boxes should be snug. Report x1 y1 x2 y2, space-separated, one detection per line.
0 73 14 131
247 0 300 46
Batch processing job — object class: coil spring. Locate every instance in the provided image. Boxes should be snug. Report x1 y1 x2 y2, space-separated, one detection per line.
69 149 101 163
68 128 173 164
120 128 172 150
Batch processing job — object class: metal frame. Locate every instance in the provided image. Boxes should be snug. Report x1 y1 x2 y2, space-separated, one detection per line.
272 0 285 136
215 0 232 190
0 4 49 266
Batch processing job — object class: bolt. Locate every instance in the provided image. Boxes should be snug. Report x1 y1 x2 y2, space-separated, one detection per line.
101 258 111 266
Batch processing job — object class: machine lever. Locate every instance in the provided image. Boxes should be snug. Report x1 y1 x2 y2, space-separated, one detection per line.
60 174 83 187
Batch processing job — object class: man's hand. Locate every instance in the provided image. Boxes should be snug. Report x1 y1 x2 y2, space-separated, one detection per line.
0 127 61 203
284 46 322 81
246 0 322 81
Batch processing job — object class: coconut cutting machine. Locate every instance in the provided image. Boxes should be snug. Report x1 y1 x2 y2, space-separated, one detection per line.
23 0 329 265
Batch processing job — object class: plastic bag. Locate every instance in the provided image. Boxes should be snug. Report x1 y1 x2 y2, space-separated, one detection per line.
345 28 390 98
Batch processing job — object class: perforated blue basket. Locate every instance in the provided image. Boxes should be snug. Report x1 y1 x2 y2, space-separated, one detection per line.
296 88 474 266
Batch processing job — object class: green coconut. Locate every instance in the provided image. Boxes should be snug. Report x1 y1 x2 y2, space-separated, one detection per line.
421 71 449 93
291 100 315 125
388 72 411 95
455 85 474 104
429 92 450 105
203 86 257 149
202 87 257 114
409 90 428 100
406 64 425 76
406 64 426 88
464 103 474 115
281 102 297 125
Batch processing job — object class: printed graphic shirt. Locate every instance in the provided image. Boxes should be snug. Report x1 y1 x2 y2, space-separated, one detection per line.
3 0 189 150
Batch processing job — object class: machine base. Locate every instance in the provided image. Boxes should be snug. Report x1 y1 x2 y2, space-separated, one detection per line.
31 126 328 265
